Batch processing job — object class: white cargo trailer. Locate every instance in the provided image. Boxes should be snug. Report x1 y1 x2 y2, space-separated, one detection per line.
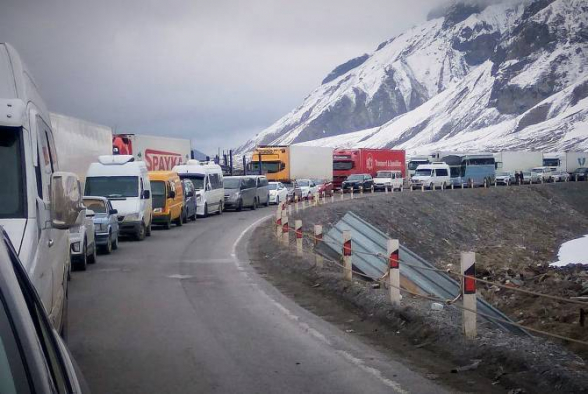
112 133 191 171
50 112 113 185
543 152 588 172
493 151 543 173
289 145 334 181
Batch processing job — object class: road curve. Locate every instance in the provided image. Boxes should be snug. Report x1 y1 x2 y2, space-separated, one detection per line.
68 207 448 394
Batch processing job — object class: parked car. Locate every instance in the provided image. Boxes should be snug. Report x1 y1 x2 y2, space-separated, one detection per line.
531 166 556 182
314 179 334 197
69 207 97 271
495 172 515 185
550 171 570 182
269 182 289 205
250 175 270 207
0 227 89 393
83 196 119 254
521 171 541 184
410 163 450 190
181 179 198 221
373 170 403 191
223 176 257 211
149 171 185 229
295 179 319 199
342 174 374 192
571 167 588 181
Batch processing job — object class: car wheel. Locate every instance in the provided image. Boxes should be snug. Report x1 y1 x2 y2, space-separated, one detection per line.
252 198 257 210
203 203 209 218
75 242 88 271
164 216 172 230
175 211 184 227
88 241 97 264
182 208 188 223
112 233 119 250
103 231 113 254
146 219 152 236
136 222 147 241
237 199 243 212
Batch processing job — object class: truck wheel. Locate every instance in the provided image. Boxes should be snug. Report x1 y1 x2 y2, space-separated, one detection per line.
146 219 152 237
136 222 146 241
237 199 243 212
88 240 97 264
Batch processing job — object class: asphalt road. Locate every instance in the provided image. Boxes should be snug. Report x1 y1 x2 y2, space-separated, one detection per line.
68 206 449 394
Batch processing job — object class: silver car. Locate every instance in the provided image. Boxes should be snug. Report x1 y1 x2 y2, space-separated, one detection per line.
69 208 97 271
83 196 119 254
223 176 258 211
249 175 270 207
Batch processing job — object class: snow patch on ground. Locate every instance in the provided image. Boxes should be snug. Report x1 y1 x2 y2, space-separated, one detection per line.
551 234 588 267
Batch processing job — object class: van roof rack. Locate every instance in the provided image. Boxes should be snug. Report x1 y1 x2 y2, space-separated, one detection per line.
98 155 135 165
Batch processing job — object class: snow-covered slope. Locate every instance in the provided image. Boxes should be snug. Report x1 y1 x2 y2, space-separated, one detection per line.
238 0 588 154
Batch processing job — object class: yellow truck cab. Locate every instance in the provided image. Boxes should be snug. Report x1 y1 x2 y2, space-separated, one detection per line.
148 171 185 229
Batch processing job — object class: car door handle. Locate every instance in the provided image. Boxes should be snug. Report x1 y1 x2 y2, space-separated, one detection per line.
48 239 54 248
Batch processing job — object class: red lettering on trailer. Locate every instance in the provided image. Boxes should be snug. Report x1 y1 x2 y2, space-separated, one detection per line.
144 149 183 171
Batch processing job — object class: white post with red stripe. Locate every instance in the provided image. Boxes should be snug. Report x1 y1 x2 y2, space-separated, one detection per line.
331 194 335 204
342 230 352 281
388 239 400 306
288 202 292 216
294 195 299 212
275 205 282 239
281 210 289 246
314 225 323 269
295 220 303 256
461 251 477 340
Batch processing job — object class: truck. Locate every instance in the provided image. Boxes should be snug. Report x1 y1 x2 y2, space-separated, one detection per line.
493 151 543 173
333 148 406 189
249 145 333 183
50 112 113 186
112 133 191 171
543 152 588 173
0 43 84 333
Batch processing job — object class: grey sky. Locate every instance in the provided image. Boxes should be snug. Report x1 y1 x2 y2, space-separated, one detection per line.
1 0 438 154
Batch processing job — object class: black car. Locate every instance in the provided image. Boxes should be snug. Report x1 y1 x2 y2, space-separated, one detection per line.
571 167 588 181
0 227 89 393
341 174 374 192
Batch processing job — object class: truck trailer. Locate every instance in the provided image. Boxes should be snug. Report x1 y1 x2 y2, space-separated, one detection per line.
543 152 588 173
112 133 191 171
50 113 113 186
333 148 406 188
249 145 333 183
493 151 543 173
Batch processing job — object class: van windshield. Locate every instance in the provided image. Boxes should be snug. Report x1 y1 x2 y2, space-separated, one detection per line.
376 171 391 178
223 178 241 189
0 127 25 218
85 176 139 198
415 168 432 176
179 174 205 190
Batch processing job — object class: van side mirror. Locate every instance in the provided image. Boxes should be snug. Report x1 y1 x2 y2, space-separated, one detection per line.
169 190 176 199
50 172 84 229
142 190 151 199
110 209 118 215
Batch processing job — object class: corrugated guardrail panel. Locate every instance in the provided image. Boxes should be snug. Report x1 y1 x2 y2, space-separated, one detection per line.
321 212 528 336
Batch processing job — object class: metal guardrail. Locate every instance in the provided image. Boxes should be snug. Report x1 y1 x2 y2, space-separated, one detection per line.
317 211 529 336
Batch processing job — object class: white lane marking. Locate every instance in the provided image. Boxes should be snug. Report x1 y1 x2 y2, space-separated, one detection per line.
181 259 234 264
230 215 408 393
167 274 194 279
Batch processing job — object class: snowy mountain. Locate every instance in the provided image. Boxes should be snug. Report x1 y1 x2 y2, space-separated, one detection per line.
237 0 588 155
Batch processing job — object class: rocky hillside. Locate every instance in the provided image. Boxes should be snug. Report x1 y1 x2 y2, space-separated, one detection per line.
238 0 588 154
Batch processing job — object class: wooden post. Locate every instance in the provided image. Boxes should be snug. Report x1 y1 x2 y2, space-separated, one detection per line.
314 225 323 269
343 230 352 281
350 188 354 199
276 206 282 239
295 220 303 256
461 252 477 340
388 239 400 306
281 211 289 246
385 186 388 194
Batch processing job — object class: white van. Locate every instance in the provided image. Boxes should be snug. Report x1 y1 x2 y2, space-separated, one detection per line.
0 43 84 333
173 160 224 217
85 155 153 240
410 162 451 190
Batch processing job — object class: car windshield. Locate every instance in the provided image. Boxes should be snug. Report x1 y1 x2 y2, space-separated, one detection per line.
179 174 205 190
575 168 587 173
376 171 391 178
532 168 544 173
333 161 354 170
347 175 364 181
83 199 107 214
297 180 310 187
415 169 432 176
0 127 25 219
268 183 278 190
223 178 242 189
85 176 139 198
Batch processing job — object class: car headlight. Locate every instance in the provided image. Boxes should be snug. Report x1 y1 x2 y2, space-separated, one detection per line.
232 192 240 200
153 208 163 213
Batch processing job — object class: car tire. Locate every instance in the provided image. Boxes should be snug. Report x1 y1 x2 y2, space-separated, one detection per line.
103 231 113 254
164 216 172 230
217 201 223 215
88 241 97 264
112 234 119 250
237 199 243 211
75 242 88 271
175 212 184 227
252 198 257 210
136 222 147 241
146 219 152 237
182 209 188 223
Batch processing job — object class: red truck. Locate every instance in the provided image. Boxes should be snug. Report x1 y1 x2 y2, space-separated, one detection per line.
332 148 406 189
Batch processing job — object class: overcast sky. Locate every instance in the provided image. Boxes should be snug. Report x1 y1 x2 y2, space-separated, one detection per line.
1 0 438 154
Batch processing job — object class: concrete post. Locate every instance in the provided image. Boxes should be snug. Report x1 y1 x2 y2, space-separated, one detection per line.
470 179 474 189
340 190 344 201
314 225 323 269
461 252 477 340
451 183 454 190
410 184 413 191
276 206 282 239
350 188 354 199
295 220 303 256
288 203 292 216
494 180 497 187
421 184 425 192
343 230 352 281
360 186 363 196
388 239 400 306
385 186 388 194
281 210 289 246
331 194 335 204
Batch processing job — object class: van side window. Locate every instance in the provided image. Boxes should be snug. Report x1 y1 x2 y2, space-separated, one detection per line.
436 169 448 177
261 178 268 187
36 126 53 200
